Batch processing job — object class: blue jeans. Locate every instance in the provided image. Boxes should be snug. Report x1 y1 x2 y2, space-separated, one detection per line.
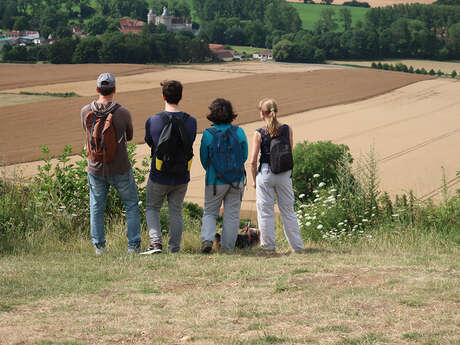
88 169 141 249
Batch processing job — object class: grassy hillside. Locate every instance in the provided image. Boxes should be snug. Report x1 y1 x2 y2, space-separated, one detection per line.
1 237 459 344
290 3 370 30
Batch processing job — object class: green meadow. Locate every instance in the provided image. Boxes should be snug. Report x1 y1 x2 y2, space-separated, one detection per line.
290 3 370 31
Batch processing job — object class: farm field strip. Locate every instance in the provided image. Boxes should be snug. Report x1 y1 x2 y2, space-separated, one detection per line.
0 63 166 91
330 59 460 75
0 68 428 165
3 68 252 97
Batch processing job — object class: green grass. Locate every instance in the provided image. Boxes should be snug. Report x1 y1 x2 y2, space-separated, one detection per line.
228 45 265 55
290 3 369 31
0 230 459 344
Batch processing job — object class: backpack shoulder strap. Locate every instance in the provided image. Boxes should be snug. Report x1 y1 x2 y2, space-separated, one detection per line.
159 111 171 123
110 103 121 114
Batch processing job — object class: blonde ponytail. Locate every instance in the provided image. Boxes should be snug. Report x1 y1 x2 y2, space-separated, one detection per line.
259 98 280 137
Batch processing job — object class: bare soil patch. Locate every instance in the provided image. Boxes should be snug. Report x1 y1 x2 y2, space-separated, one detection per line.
0 68 431 165
0 63 166 91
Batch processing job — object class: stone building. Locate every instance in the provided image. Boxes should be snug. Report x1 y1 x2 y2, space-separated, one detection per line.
147 7 192 32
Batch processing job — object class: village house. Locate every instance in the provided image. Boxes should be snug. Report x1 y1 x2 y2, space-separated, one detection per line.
0 30 41 46
208 44 236 62
253 49 273 60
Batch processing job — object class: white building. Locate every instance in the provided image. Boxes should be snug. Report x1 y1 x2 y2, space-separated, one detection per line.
147 7 192 32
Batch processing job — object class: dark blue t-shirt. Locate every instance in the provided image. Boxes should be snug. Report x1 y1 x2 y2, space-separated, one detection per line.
145 111 197 185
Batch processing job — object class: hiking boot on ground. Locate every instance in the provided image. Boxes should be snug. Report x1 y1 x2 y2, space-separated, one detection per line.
200 240 213 254
140 243 163 255
95 245 106 255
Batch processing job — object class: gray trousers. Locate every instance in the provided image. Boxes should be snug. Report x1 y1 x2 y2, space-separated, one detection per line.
200 183 244 251
145 179 188 253
256 164 304 251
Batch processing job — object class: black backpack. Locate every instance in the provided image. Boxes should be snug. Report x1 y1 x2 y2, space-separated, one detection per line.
258 125 293 174
154 112 193 175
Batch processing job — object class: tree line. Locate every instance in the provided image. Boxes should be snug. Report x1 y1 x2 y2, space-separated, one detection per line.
0 0 191 40
2 25 213 64
273 3 460 63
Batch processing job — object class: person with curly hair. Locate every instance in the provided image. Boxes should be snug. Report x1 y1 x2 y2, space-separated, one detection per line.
199 98 248 253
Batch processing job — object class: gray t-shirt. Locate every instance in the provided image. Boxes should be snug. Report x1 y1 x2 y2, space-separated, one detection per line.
81 101 133 177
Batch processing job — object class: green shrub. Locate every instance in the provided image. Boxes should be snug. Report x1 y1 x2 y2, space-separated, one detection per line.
395 62 408 72
292 141 353 200
451 70 457 78
408 66 414 73
0 143 150 253
429 68 436 76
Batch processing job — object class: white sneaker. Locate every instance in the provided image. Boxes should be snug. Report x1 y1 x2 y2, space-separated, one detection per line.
140 243 163 255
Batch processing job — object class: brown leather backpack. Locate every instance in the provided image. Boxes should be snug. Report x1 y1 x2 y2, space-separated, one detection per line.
85 104 120 163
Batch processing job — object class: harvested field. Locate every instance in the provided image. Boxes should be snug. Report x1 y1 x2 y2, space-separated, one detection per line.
2 62 330 96
331 59 460 75
0 63 166 91
0 68 431 165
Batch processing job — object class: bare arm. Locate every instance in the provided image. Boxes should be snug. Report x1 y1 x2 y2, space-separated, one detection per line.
250 131 261 188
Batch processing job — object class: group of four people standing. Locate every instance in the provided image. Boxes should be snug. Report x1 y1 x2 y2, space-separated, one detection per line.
81 73 303 255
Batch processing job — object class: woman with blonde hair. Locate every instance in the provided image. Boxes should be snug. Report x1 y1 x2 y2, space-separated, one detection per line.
249 98 304 252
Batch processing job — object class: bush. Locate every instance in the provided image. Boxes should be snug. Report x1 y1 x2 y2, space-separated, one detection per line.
292 141 353 200
452 70 458 78
0 143 150 253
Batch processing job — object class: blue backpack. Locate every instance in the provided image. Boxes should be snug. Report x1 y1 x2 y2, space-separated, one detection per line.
207 126 246 194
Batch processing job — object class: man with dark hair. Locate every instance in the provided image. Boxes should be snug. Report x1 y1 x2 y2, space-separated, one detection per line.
141 80 197 255
81 73 141 255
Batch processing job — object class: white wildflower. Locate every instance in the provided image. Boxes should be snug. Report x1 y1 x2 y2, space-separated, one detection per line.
318 182 326 188
317 224 323 230
392 214 399 217
313 174 320 178
299 194 305 198
306 222 311 226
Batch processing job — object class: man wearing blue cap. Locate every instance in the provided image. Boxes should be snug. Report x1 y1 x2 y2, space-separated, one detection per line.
80 73 141 254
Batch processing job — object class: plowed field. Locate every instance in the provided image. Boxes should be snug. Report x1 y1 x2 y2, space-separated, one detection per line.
0 63 165 91
0 68 431 165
